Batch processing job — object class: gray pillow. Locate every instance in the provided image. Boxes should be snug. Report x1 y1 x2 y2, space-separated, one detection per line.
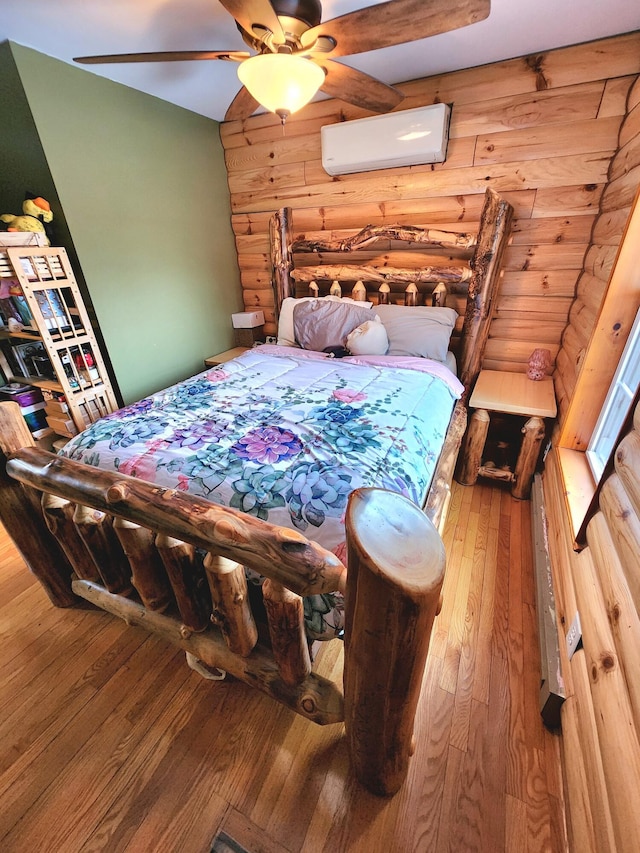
293 300 373 352
373 305 458 362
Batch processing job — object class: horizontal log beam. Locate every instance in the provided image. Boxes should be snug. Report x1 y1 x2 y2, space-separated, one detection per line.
292 224 476 253
478 465 515 483
72 577 344 726
424 401 467 532
7 447 346 599
290 264 472 284
572 548 640 853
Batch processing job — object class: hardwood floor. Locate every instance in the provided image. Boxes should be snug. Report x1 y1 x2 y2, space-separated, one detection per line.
0 482 567 852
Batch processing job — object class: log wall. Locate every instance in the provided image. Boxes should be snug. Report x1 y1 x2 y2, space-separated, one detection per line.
543 399 640 852
554 73 640 423
221 32 640 374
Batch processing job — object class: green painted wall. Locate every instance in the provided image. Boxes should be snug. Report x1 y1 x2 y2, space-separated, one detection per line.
0 45 61 223
1 41 242 404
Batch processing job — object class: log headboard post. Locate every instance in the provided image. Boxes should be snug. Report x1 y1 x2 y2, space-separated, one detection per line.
458 188 514 400
270 207 294 319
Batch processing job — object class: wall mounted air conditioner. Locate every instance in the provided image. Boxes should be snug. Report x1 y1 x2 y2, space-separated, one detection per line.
321 103 451 176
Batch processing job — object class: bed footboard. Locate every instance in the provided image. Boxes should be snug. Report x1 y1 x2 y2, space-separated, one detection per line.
0 401 444 796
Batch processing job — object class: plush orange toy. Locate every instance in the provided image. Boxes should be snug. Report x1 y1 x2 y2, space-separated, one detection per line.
1 195 53 244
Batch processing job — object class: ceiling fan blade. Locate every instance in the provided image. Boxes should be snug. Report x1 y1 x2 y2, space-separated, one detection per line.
302 0 490 58
74 50 250 64
217 0 285 45
316 59 404 113
225 86 261 121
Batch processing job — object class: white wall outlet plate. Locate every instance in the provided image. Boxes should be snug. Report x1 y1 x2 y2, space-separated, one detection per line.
566 611 583 660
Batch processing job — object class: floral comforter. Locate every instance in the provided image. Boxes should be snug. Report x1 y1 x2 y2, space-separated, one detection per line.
61 345 463 638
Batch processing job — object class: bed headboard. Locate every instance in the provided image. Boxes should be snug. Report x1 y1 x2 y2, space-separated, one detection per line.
269 187 513 399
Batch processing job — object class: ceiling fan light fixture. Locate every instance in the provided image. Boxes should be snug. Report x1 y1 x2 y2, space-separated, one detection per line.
238 53 324 123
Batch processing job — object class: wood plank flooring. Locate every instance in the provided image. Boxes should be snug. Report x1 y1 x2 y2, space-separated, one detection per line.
0 482 567 852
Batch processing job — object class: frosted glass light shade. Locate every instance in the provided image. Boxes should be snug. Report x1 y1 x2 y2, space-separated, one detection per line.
238 54 324 119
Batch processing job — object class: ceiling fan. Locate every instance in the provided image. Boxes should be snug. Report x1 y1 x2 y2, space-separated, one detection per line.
74 0 490 124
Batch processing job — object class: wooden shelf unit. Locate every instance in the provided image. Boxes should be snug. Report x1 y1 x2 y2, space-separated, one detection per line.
0 246 118 437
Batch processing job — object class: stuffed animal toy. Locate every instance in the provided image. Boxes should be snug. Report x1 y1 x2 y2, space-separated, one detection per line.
1 194 54 245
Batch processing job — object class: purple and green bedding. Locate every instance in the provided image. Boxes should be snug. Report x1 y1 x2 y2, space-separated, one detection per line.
61 345 463 639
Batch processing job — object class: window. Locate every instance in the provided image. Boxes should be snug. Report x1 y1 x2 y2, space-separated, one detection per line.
556 186 640 543
587 306 640 481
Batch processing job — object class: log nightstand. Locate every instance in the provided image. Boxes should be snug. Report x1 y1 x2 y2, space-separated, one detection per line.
458 370 557 499
204 347 249 367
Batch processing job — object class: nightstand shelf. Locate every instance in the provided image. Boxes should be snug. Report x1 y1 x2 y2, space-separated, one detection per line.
458 370 557 499
204 347 249 367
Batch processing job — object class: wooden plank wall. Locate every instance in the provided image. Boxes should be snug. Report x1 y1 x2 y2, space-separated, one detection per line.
543 401 640 852
221 32 640 374
554 73 640 423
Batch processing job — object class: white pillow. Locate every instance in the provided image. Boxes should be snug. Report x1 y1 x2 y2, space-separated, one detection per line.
277 296 372 347
346 318 389 355
373 305 458 363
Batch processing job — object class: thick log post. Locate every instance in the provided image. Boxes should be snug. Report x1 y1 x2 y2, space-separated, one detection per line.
113 518 174 611
344 488 445 796
156 534 211 632
457 408 490 485
512 415 546 500
262 578 311 686
0 401 76 606
269 206 294 316
204 553 258 657
458 188 514 398
42 493 99 581
73 504 133 596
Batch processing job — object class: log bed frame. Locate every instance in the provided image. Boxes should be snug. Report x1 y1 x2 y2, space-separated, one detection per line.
0 188 512 797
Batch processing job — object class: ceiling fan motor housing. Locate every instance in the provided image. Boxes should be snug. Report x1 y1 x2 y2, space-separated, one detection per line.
270 0 322 29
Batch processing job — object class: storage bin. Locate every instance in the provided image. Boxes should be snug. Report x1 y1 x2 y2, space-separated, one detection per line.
0 383 44 407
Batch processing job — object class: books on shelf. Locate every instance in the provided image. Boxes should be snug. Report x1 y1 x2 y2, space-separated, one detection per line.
0 382 48 434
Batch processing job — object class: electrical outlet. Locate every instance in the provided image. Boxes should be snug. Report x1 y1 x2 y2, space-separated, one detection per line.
566 611 583 660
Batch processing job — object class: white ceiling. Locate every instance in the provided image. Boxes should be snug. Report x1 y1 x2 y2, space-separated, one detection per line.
2 1 639 122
